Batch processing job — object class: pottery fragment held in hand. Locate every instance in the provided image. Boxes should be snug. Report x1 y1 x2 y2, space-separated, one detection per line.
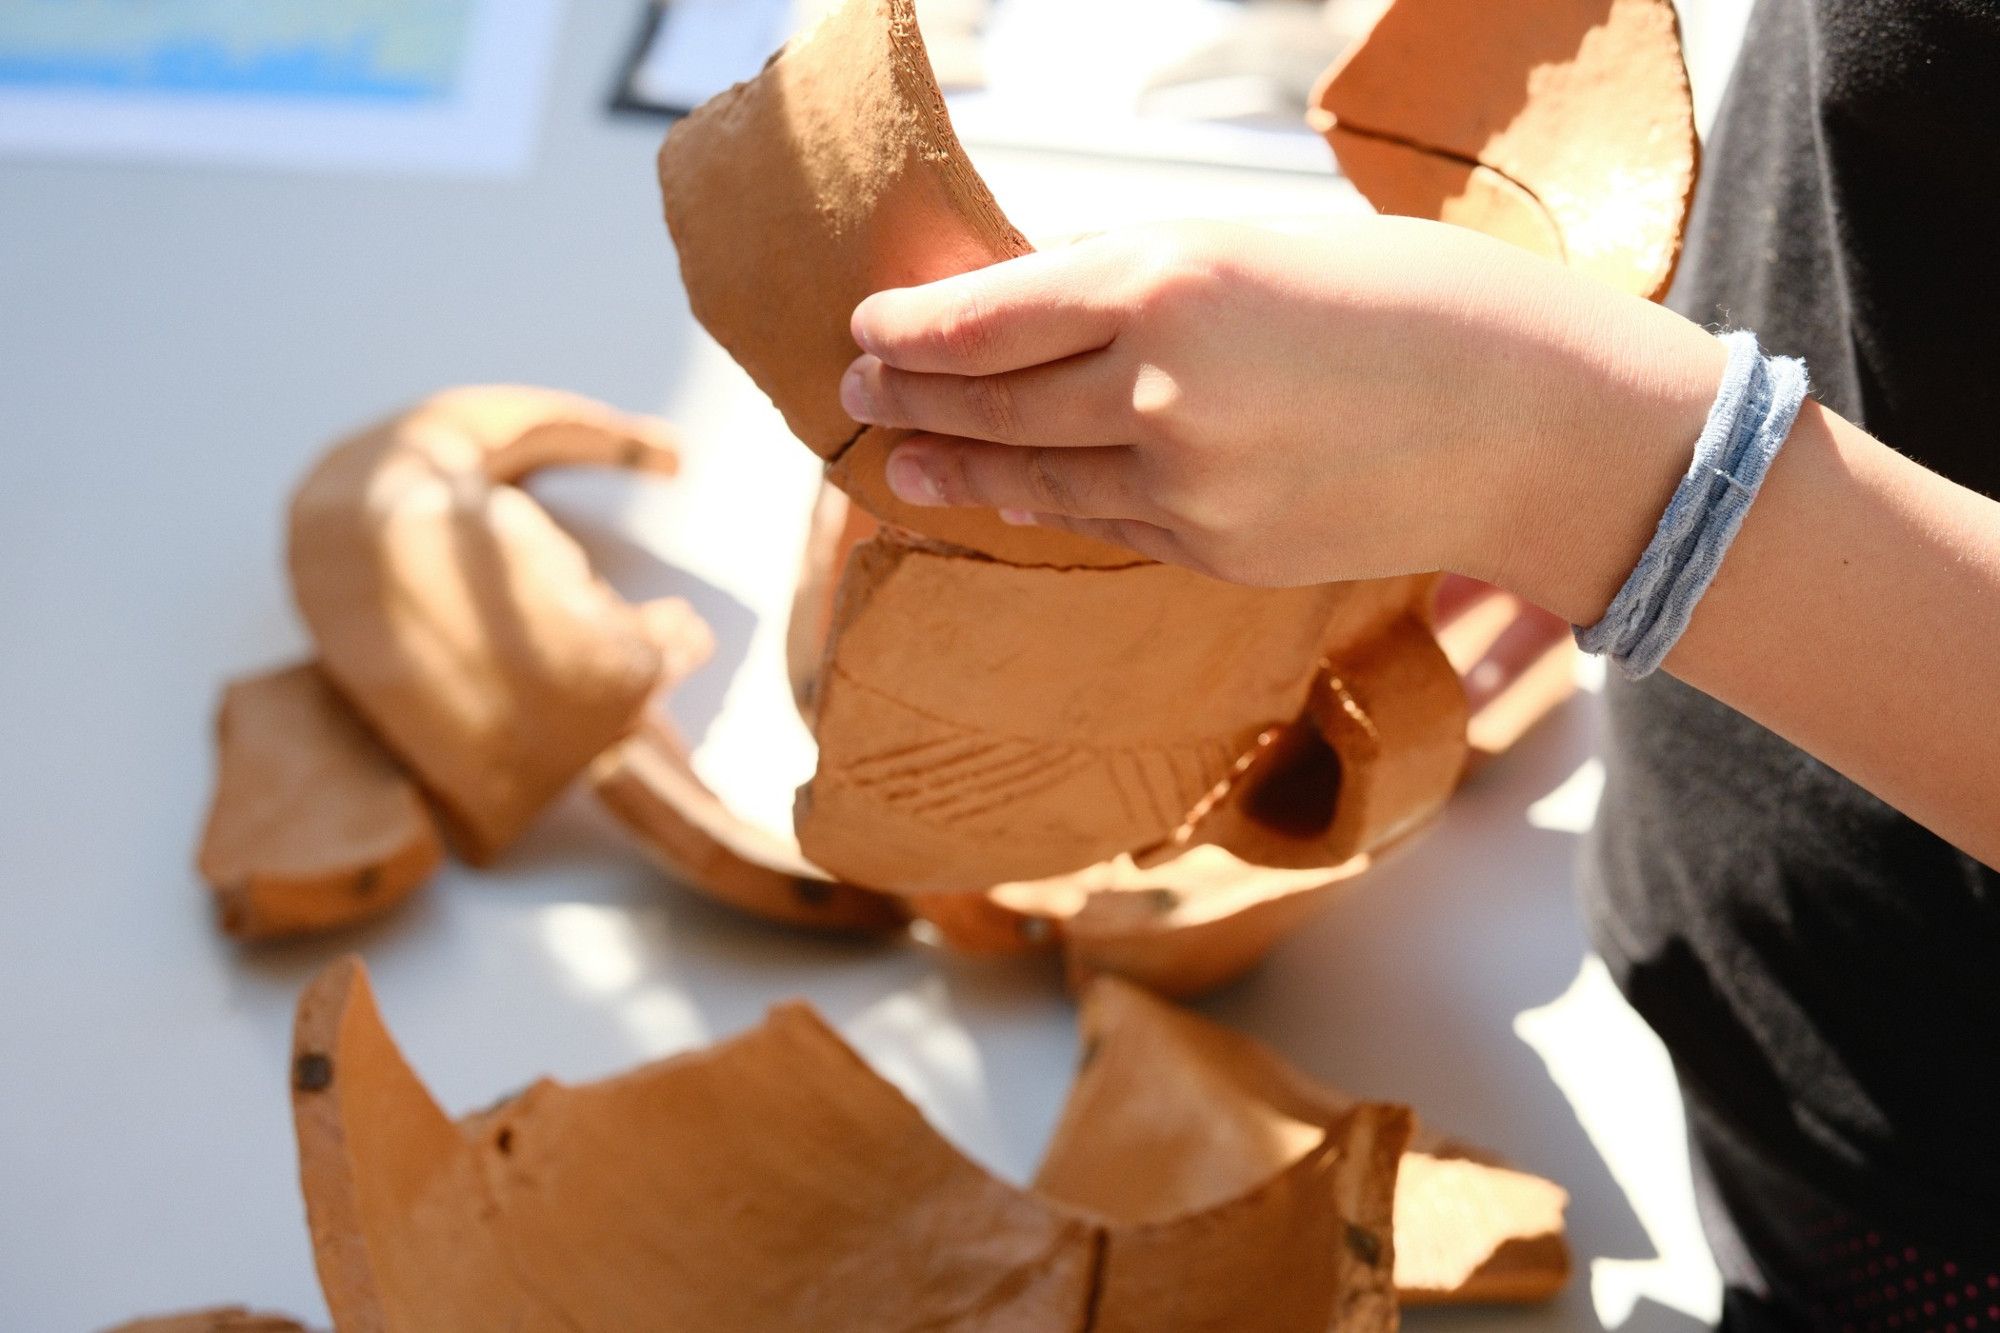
660 0 1475 896
656 0 1692 906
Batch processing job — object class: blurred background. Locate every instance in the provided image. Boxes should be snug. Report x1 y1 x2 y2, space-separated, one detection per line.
0 1 1751 1329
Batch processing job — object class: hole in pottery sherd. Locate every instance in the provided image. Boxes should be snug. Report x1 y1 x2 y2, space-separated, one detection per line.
1238 720 1343 841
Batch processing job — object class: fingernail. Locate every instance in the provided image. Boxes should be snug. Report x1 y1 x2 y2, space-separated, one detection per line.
999 508 1037 526
850 295 884 355
887 448 943 505
840 359 876 422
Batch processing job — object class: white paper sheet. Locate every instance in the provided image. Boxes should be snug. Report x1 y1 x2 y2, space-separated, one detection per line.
0 0 566 177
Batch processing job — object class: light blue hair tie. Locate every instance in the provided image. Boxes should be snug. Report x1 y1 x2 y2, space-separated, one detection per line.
1575 330 1810 678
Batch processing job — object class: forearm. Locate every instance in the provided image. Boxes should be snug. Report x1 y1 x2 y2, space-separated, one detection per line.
1661 401 2000 867
1490 285 2000 868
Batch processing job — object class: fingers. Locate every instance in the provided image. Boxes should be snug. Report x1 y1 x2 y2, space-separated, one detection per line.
886 436 1151 522
841 350 1130 447
852 245 1124 376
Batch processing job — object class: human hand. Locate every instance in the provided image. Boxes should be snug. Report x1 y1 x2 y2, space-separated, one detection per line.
841 217 1725 623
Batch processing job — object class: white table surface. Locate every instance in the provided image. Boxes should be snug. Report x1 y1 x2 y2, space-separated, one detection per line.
0 3 1729 1329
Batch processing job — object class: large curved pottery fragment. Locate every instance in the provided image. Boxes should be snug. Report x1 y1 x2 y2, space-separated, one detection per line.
592 546 1578 997
294 959 1408 1330
288 387 682 863
118 960 1572 1327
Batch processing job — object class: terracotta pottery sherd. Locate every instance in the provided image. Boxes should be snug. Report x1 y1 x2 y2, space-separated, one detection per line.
292 958 1408 1331
593 716 910 933
288 386 681 864
1313 0 1697 301
1041 978 1572 1304
197 662 441 940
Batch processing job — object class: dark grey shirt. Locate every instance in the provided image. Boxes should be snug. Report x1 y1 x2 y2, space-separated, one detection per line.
1582 0 2000 1326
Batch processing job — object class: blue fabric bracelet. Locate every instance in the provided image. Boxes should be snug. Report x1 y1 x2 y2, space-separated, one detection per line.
1574 330 1810 678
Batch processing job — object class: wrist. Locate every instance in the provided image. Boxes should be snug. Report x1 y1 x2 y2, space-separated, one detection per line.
1485 298 1727 624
